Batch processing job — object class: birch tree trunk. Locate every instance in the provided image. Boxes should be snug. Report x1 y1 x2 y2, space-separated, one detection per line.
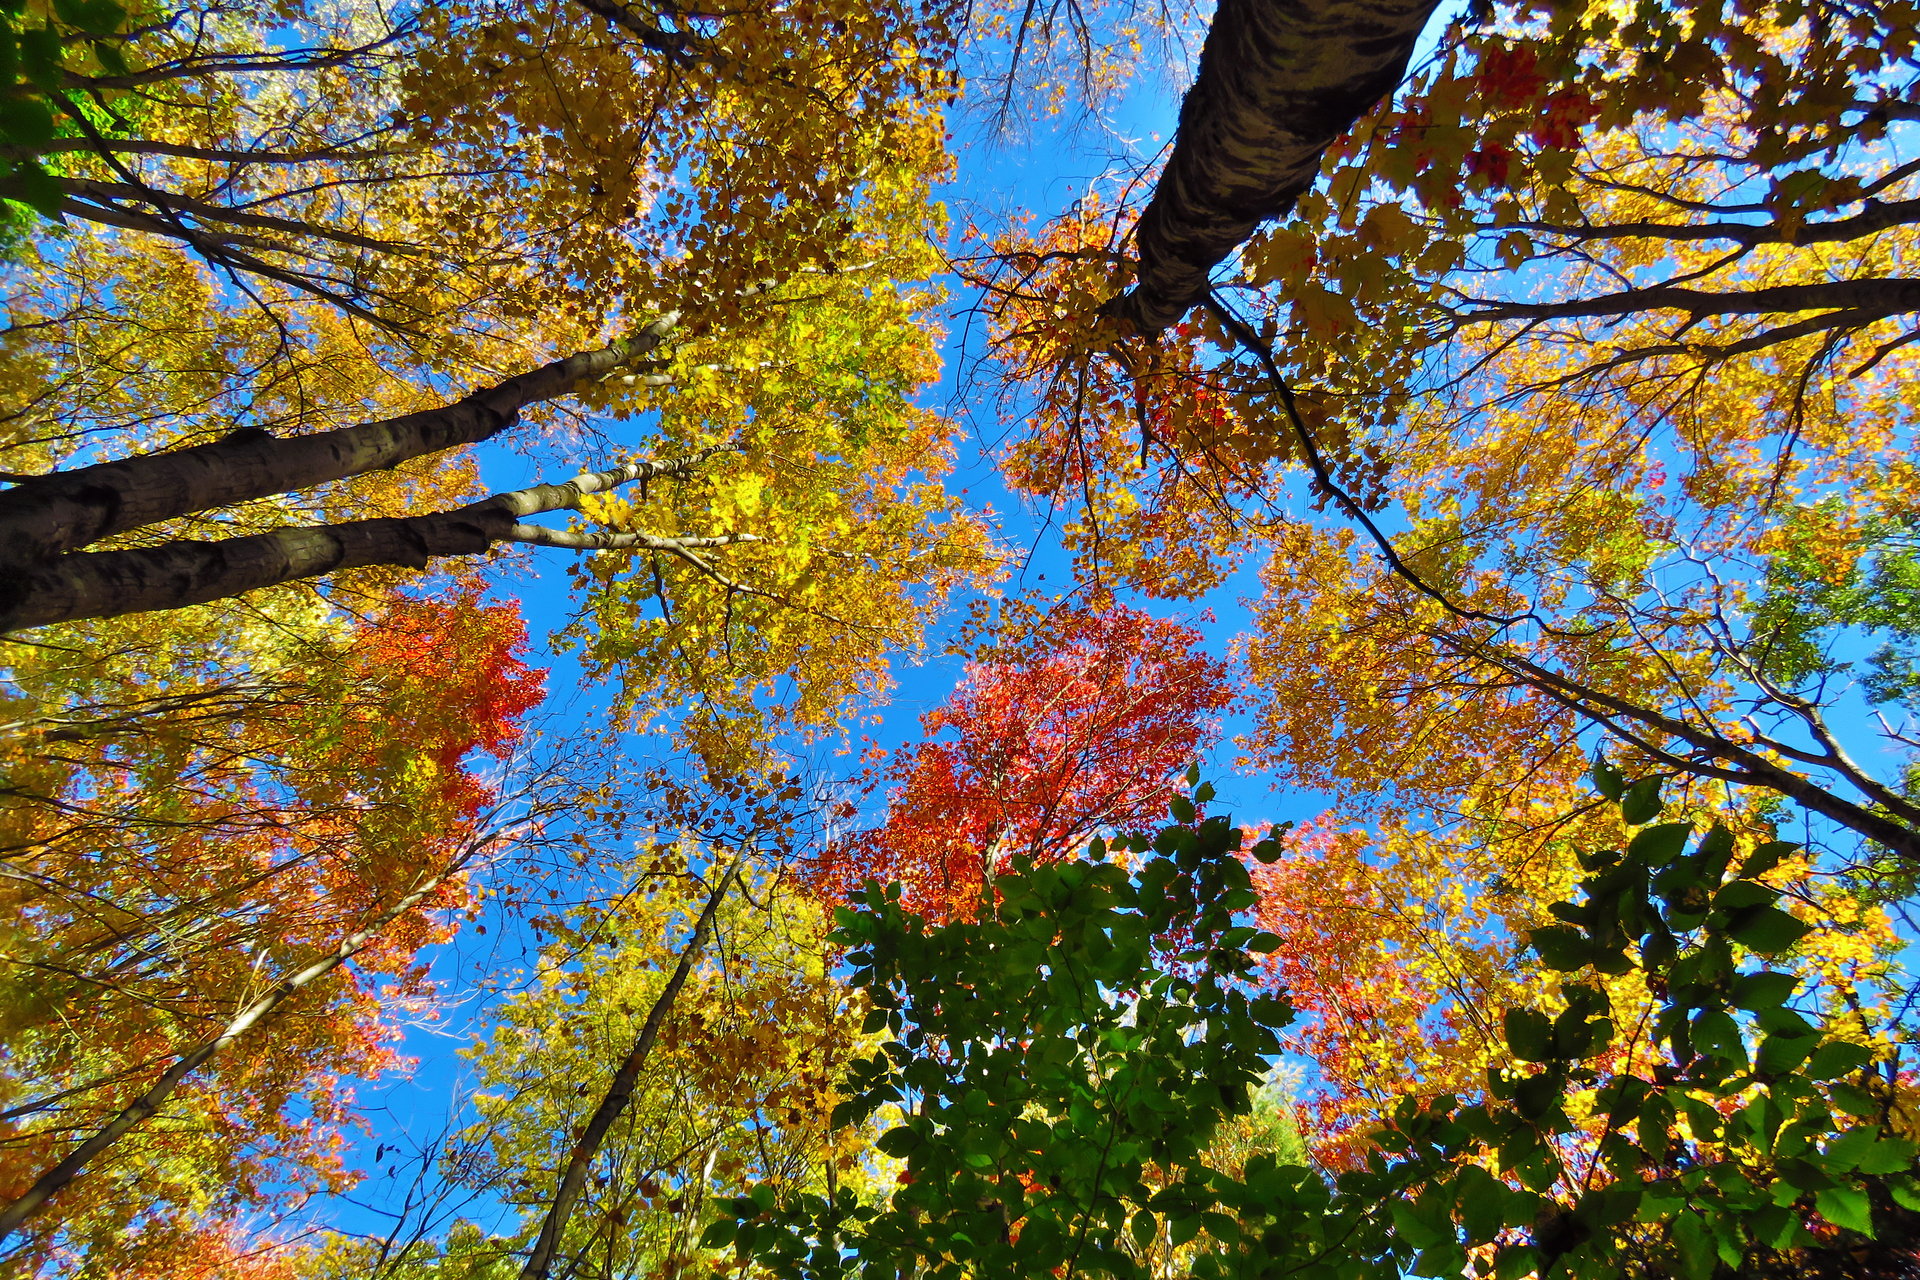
0 456 713 631
0 313 680 564
1104 0 1441 334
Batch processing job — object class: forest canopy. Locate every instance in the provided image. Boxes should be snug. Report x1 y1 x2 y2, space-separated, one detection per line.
1 0 1917 1276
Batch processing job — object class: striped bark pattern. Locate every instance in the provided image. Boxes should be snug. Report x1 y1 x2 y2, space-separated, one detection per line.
1107 0 1441 333
0 322 688 631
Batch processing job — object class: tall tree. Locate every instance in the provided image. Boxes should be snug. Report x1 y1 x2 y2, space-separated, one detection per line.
462 858 873 1280
946 0 1920 1213
970 0 1920 861
0 0 988 644
1100 0 1441 334
807 600 1234 919
0 584 549 1271
0 0 1002 1266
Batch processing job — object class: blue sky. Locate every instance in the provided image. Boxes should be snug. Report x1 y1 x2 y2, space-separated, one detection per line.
301 47 1310 1249
284 9 1920 1251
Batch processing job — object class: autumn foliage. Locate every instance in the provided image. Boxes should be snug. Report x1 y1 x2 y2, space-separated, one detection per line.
10 0 1920 1270
809 603 1234 919
0 588 542 1271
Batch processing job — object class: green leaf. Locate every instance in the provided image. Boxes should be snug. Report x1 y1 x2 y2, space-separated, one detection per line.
1755 1031 1817 1076
1727 906 1811 955
1669 1212 1717 1280
1494 1245 1538 1280
2 157 62 218
0 95 52 148
1856 1138 1919 1176
1513 1073 1562 1121
1628 822 1692 866
1731 970 1798 1011
1621 776 1664 825
1389 1199 1449 1249
875 1127 922 1157
1503 1008 1554 1063
1591 756 1625 801
1713 879 1777 911
1692 823 1736 879
1804 1040 1872 1081
1815 1185 1875 1235
81 0 125 35
1201 1211 1240 1243
1690 1009 1746 1068
1454 1166 1506 1243
1529 924 1587 971
18 23 58 89
1412 1243 1469 1278
1821 1125 1881 1173
1740 840 1800 879
1824 1127 1917 1176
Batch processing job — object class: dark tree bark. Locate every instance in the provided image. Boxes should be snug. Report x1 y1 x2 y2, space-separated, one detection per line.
0 457 710 631
1105 0 1441 334
0 507 512 632
1458 276 1920 324
0 313 680 565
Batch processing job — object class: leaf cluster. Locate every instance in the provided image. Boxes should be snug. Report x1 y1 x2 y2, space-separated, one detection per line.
714 773 1920 1280
710 787 1409 1280
1379 766 1920 1279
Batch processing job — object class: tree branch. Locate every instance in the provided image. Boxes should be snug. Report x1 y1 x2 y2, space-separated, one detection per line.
1455 275 1920 327
1441 634 1920 862
568 0 705 61
1515 197 1920 250
0 449 723 630
507 526 762 552
0 847 482 1241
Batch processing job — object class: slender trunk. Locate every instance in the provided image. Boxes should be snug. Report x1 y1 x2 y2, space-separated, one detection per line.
0 864 467 1241
0 455 715 631
0 506 507 631
518 852 746 1280
1468 640 1920 864
1104 0 1440 334
0 314 680 564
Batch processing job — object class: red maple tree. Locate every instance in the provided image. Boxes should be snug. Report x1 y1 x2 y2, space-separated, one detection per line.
813 602 1235 919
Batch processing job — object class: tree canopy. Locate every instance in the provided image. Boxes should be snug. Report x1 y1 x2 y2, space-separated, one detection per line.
3 0 1920 1275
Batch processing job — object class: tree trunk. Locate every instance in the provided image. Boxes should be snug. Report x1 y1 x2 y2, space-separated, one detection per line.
0 314 680 564
1104 0 1440 334
0 456 713 631
518 852 745 1280
0 508 509 631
